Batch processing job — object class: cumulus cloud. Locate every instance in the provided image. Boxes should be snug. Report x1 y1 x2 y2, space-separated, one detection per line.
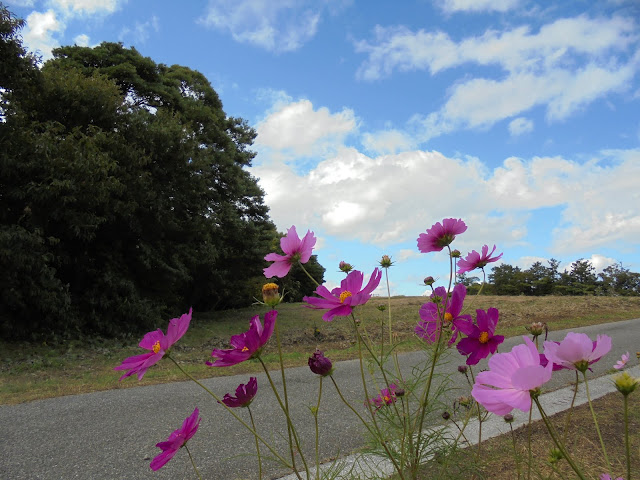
73 33 90 46
255 99 357 157
509 117 534 136
51 0 122 15
22 10 63 60
361 129 415 155
199 0 346 52
355 15 639 139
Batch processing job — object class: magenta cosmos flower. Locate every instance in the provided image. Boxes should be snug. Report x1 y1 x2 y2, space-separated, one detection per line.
264 225 316 278
114 308 192 381
207 311 277 367
415 283 472 344
221 377 258 408
309 349 333 376
303 268 382 322
456 308 505 366
150 407 201 471
472 336 553 415
457 244 503 274
543 332 612 373
367 384 399 410
417 218 467 253
614 352 630 370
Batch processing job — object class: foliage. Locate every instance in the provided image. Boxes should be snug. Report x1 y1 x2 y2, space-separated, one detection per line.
0 7 278 339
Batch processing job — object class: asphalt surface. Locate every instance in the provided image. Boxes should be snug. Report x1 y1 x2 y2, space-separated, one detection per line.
2 317 639 480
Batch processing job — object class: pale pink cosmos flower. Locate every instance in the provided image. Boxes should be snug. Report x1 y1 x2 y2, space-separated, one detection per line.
614 352 630 370
543 332 612 373
264 225 316 278
457 244 503 274
417 218 467 253
472 336 553 415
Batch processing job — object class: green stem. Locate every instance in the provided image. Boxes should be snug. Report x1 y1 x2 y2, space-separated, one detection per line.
509 423 521 480
582 371 611 474
561 371 579 445
166 356 296 475
314 377 323 480
527 406 532 480
624 393 631 480
533 396 587 480
258 357 310 477
248 407 262 480
184 444 203 480
299 261 320 287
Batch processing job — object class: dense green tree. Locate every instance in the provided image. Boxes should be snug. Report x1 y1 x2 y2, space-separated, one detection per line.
489 264 524 295
598 262 640 296
1 11 277 339
557 259 598 295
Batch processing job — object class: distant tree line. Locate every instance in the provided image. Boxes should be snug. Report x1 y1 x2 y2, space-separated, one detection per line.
458 259 640 296
0 4 323 340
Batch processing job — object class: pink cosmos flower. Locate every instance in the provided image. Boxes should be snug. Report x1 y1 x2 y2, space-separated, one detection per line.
614 352 630 370
600 474 624 480
114 308 192 381
472 336 553 415
367 384 399 410
457 244 503 274
207 311 277 367
543 332 612 373
303 268 382 322
456 307 505 366
264 226 316 278
415 283 472 344
417 218 467 253
221 377 258 408
150 407 201 471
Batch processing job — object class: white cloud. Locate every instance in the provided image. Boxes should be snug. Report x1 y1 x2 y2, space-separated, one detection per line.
355 15 639 139
587 254 617 273
199 0 341 52
255 99 357 156
73 33 90 46
361 129 415 155
509 117 533 136
438 0 521 13
120 15 160 44
50 0 122 15
22 10 63 60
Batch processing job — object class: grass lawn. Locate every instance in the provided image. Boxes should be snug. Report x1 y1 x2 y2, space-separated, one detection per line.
2 295 640 405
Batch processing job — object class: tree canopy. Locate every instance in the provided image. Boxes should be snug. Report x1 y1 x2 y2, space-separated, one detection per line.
0 6 296 339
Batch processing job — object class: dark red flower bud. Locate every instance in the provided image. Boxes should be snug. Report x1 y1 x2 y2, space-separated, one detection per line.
308 349 333 376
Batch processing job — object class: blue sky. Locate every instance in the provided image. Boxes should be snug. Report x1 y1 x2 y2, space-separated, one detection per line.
7 0 640 295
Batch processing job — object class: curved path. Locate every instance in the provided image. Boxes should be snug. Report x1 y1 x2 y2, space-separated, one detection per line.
1 318 639 480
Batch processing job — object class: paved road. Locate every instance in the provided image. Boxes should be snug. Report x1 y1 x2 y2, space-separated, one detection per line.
2 317 639 480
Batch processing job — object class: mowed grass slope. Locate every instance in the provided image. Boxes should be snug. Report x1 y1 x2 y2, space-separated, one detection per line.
2 295 640 405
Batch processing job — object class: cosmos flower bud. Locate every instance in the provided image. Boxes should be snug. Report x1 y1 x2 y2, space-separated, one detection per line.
308 349 333 376
379 255 393 268
614 371 639 396
262 283 281 307
548 447 563 464
458 365 468 374
442 411 450 420
339 261 353 273
503 413 514 423
423 276 435 286
526 321 546 337
394 388 405 397
376 304 387 312
450 249 461 258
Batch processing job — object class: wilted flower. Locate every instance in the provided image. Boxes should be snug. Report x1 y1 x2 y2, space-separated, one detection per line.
456 308 505 365
207 311 277 367
221 377 258 408
339 261 353 273
614 352 630 370
543 332 612 373
308 349 333 376
457 245 503 274
417 218 467 253
415 284 472 344
614 371 639 396
150 408 201 471
115 309 192 381
472 336 553 415
261 283 281 307
303 269 382 322
264 226 316 278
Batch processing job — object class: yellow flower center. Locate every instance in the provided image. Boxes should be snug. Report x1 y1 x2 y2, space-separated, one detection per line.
262 283 278 294
241 346 249 352
383 395 391 403
479 332 490 344
443 312 453 324
339 291 353 303
152 341 161 354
